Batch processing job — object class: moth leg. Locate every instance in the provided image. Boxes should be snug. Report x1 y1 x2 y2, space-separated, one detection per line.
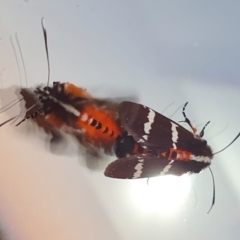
147 178 150 185
181 102 197 134
16 108 43 126
199 121 210 138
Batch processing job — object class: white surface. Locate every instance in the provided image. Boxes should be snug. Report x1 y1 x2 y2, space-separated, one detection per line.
0 1 240 240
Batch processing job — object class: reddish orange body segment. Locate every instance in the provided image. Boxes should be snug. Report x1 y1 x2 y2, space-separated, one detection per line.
75 105 121 146
64 83 92 99
45 113 66 130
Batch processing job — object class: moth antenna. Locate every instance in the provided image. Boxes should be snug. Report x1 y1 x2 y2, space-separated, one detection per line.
206 123 229 141
180 102 197 134
10 35 22 87
15 108 43 126
0 116 17 127
206 131 237 214
169 103 184 119
161 101 175 115
0 67 7 88
10 100 42 125
0 98 24 113
0 20 50 129
9 111 26 125
0 99 42 127
192 183 198 209
12 19 50 125
41 18 50 87
207 167 215 214
15 33 28 87
213 132 240 155
199 121 210 138
15 117 29 126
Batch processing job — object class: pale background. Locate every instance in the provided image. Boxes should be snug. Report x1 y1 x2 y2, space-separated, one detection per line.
0 1 240 240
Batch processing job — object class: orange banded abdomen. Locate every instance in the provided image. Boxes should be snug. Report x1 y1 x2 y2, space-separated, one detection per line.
75 105 121 147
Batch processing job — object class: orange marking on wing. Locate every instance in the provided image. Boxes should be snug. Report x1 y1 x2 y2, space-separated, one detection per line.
131 143 148 155
142 148 148 154
162 151 167 157
132 143 139 154
64 83 92 99
162 148 191 161
75 105 121 147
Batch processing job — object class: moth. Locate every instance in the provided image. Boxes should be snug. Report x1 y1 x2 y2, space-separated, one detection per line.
104 101 239 179
0 19 141 158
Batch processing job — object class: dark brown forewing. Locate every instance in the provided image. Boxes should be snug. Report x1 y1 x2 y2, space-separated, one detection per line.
104 155 210 179
119 101 212 157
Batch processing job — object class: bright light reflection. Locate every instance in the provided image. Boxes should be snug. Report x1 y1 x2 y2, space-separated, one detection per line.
130 175 191 216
